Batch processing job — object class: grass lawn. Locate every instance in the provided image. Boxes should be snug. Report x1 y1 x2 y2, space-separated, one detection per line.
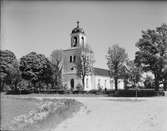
0 93 82 131
1 93 40 130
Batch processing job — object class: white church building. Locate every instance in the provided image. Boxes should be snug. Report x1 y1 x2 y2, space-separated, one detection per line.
62 21 124 91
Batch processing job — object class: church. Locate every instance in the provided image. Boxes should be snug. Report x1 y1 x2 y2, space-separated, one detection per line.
62 22 124 91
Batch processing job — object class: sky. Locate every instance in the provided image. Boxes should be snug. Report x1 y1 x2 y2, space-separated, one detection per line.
1 1 167 69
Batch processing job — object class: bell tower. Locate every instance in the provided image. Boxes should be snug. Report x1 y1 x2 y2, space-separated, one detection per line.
63 21 87 91
71 21 86 48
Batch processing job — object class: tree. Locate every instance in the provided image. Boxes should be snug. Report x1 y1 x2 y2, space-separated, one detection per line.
144 75 154 89
0 50 20 91
106 44 128 91
126 60 142 88
135 24 167 91
50 49 64 88
76 44 95 89
19 52 53 90
163 65 167 90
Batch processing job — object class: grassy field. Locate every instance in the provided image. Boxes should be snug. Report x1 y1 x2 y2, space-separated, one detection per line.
0 93 82 131
1 94 40 130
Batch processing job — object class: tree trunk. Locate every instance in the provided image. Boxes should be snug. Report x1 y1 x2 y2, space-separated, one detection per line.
164 81 167 91
14 81 18 91
154 77 159 91
1 81 4 92
82 76 85 89
114 77 118 91
124 79 128 90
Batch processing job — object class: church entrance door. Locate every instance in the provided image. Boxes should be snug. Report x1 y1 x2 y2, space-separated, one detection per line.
70 79 74 90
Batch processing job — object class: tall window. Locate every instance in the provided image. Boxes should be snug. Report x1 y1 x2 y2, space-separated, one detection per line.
73 37 77 47
70 56 72 62
81 37 84 45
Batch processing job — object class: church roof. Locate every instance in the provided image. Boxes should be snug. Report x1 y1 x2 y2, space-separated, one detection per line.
72 27 85 34
71 21 85 34
94 67 110 77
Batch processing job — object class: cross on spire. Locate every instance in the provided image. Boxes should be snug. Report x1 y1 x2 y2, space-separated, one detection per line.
77 21 80 28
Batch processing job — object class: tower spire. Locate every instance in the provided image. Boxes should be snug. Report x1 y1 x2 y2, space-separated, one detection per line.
77 21 80 28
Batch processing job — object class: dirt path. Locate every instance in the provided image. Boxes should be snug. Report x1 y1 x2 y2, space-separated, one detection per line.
53 97 167 131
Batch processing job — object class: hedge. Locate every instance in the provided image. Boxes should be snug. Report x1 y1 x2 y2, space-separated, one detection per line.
111 89 165 97
6 89 32 95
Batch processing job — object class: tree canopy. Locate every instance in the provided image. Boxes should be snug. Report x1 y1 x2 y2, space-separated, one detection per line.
106 44 128 90
76 44 95 89
50 49 64 88
19 52 53 88
0 50 20 91
135 24 167 90
125 60 142 88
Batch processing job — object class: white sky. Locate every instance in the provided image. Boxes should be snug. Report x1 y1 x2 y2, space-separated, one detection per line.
1 1 167 69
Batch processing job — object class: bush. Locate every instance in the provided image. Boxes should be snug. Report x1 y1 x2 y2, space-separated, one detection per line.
33 89 66 94
102 89 115 95
76 83 84 91
87 89 103 95
73 90 87 94
87 89 98 94
110 89 165 97
6 89 32 95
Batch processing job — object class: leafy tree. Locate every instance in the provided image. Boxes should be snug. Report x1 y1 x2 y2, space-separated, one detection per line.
19 52 53 90
144 75 154 89
76 44 95 89
0 50 20 91
50 49 64 88
106 44 128 91
135 24 167 91
163 65 167 90
126 60 142 88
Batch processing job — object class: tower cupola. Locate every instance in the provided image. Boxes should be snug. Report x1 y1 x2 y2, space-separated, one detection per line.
71 21 86 48
71 21 85 34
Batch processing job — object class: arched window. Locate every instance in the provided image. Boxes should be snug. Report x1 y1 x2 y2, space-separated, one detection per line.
70 56 72 62
73 37 77 47
70 79 74 90
81 37 84 45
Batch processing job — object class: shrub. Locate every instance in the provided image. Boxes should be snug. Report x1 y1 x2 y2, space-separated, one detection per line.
6 89 32 95
73 90 87 94
87 89 103 95
76 83 84 91
103 89 115 95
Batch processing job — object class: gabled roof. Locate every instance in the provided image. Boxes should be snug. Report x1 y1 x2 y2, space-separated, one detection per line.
94 67 110 77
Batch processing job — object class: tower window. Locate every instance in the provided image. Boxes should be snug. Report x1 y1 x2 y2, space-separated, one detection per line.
81 37 84 45
70 56 72 62
73 37 77 47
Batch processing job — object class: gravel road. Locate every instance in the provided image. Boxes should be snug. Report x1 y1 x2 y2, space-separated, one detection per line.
53 97 167 131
